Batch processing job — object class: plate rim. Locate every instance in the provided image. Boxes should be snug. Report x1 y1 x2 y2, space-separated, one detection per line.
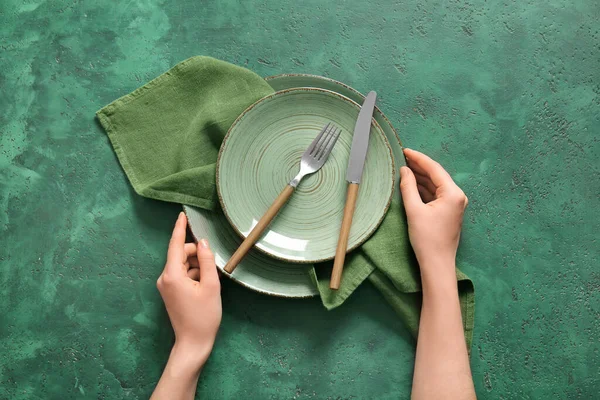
182 205 318 299
215 87 396 264
265 74 405 151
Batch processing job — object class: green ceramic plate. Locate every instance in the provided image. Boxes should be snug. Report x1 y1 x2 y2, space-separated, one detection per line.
266 74 406 181
216 88 395 263
183 206 318 297
184 74 405 298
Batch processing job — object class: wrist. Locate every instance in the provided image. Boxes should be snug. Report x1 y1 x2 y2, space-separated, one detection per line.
167 341 211 378
152 342 206 400
417 256 458 289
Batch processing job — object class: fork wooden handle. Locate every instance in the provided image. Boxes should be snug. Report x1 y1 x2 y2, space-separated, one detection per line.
224 185 295 274
330 183 359 289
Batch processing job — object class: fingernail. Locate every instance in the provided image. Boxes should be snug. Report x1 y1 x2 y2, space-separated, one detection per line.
178 211 184 220
199 239 209 248
400 166 408 177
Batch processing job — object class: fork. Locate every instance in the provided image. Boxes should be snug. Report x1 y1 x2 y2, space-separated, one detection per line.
224 123 342 273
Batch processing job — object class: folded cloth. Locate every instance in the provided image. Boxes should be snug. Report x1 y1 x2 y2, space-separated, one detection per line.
97 56 474 347
96 56 274 209
312 201 474 346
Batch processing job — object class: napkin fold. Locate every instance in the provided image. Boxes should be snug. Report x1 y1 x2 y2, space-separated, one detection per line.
97 56 474 347
97 57 274 209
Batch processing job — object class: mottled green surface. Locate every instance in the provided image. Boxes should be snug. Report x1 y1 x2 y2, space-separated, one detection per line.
1 0 599 398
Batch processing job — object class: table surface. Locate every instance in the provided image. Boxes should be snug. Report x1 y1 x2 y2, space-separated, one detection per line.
1 0 598 398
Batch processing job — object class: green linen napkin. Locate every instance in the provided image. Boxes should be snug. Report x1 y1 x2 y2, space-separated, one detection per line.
96 56 274 209
312 201 474 346
97 56 474 347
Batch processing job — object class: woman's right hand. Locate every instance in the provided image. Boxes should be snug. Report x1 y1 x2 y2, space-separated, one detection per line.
399 149 468 277
402 149 476 400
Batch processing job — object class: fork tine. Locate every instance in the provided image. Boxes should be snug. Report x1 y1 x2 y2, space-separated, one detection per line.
311 124 336 156
315 126 338 159
317 127 341 160
306 123 331 155
309 124 336 156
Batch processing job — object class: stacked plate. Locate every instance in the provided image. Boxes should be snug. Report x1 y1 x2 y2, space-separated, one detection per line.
184 75 405 298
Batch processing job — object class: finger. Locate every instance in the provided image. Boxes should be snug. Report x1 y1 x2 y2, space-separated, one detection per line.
417 184 435 203
413 170 437 195
187 267 200 281
399 166 423 211
403 148 454 188
404 159 429 177
166 212 187 274
182 248 199 272
185 243 197 258
188 256 199 269
196 239 220 290
183 258 200 269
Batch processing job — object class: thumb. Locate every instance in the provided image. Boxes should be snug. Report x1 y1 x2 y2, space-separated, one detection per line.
196 239 220 290
399 166 423 212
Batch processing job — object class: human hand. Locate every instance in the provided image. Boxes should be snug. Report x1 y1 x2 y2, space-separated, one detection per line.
399 149 468 275
157 212 222 368
401 150 475 400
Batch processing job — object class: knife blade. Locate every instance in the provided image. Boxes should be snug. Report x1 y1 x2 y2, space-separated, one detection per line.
330 91 377 290
346 91 377 183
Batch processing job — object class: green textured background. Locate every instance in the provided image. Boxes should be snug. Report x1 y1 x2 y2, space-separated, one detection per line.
1 0 599 398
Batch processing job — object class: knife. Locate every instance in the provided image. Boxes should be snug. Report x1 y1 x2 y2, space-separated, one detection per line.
330 91 377 290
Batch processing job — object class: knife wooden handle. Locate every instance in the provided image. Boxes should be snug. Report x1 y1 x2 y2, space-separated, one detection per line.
224 185 295 274
330 183 359 289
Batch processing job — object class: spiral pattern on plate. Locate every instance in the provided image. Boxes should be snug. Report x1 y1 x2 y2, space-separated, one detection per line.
217 89 395 263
